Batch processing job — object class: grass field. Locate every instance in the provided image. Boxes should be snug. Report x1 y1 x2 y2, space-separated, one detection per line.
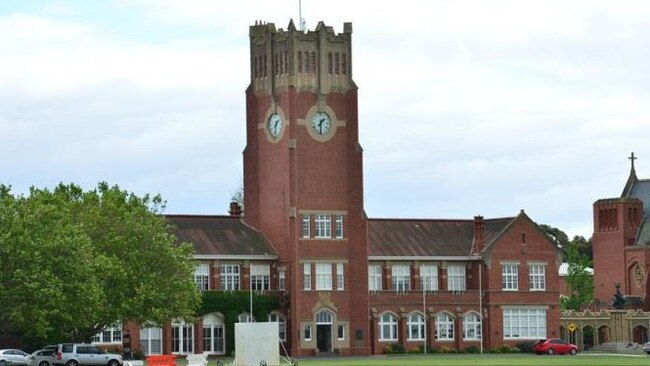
290 354 650 366
202 353 650 366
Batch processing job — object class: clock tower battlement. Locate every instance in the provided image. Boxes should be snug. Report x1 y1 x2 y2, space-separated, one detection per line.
249 20 355 96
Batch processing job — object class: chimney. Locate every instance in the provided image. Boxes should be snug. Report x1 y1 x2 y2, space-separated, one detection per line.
229 201 242 217
473 215 485 255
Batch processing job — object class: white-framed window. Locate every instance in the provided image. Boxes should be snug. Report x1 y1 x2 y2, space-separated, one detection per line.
391 264 410 293
278 270 286 291
420 264 438 291
369 264 382 291
435 313 454 341
337 325 345 340
251 264 270 291
407 313 425 341
503 307 547 339
316 310 333 324
447 265 466 292
139 326 162 355
202 313 225 354
529 264 546 291
304 324 312 340
303 263 312 290
336 263 344 290
268 314 287 341
463 312 481 340
302 214 310 238
171 321 194 354
194 263 210 291
315 214 332 238
92 323 122 344
502 264 518 291
220 264 240 291
238 312 252 323
378 313 398 341
335 215 344 239
316 263 332 290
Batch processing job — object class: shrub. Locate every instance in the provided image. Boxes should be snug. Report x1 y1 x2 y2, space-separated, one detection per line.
515 341 536 353
498 344 513 353
384 343 405 354
131 350 145 360
464 346 480 353
439 345 455 353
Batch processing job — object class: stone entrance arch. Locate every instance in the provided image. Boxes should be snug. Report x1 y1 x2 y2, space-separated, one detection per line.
633 325 648 344
582 325 594 350
598 325 610 345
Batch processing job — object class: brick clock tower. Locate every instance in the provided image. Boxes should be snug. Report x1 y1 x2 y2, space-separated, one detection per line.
243 20 370 356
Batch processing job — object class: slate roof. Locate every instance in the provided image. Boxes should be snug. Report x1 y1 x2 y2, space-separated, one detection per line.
367 217 514 257
624 178 650 245
166 215 277 258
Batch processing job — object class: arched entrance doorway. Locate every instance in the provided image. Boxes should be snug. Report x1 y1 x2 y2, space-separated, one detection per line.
582 326 594 350
316 310 333 353
633 325 648 344
598 325 610 345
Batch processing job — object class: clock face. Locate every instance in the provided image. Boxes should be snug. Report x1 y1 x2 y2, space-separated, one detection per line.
267 113 283 138
311 111 331 135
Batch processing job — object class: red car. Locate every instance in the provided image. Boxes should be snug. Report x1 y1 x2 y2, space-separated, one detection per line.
534 338 578 355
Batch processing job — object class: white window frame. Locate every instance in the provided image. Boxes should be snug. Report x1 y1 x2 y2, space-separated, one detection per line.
202 314 225 354
336 263 344 290
194 264 210 291
435 313 454 341
463 312 481 340
407 313 425 341
92 323 122 344
447 265 466 292
220 264 240 291
315 263 332 290
302 214 310 238
369 264 382 291
502 264 518 291
278 270 286 291
139 326 162 355
529 264 546 291
303 263 312 291
420 264 438 292
171 321 194 354
304 324 312 341
268 314 287 341
391 264 410 293
502 307 547 339
335 214 343 239
250 264 270 291
314 214 332 238
238 312 252 323
378 313 398 341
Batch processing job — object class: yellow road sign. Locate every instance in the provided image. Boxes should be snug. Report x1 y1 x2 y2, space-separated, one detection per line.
567 323 577 333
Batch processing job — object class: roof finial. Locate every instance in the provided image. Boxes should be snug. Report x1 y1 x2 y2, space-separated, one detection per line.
629 152 637 173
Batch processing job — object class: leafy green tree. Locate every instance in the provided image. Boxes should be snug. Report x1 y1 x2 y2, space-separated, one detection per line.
539 224 570 250
0 183 200 344
561 242 594 310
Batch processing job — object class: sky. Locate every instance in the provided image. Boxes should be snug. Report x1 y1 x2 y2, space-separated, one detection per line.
1 0 649 239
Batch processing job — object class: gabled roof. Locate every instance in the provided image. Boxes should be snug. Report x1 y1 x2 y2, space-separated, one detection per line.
367 217 513 258
166 215 277 259
624 179 650 245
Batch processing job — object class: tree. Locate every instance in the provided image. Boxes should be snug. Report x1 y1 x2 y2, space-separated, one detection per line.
0 183 200 344
561 242 595 310
539 224 570 250
230 180 244 213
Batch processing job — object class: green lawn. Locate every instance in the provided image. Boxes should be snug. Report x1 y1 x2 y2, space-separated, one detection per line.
203 353 650 366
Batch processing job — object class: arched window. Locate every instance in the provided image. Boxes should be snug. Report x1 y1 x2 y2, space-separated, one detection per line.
435 313 454 341
463 312 481 340
202 313 225 354
407 313 425 341
378 313 398 341
238 312 252 323
316 310 333 324
268 313 287 341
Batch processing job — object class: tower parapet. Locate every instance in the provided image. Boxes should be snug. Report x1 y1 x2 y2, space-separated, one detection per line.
249 20 354 96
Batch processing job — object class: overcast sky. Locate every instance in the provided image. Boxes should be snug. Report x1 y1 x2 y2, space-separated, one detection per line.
2 0 649 238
